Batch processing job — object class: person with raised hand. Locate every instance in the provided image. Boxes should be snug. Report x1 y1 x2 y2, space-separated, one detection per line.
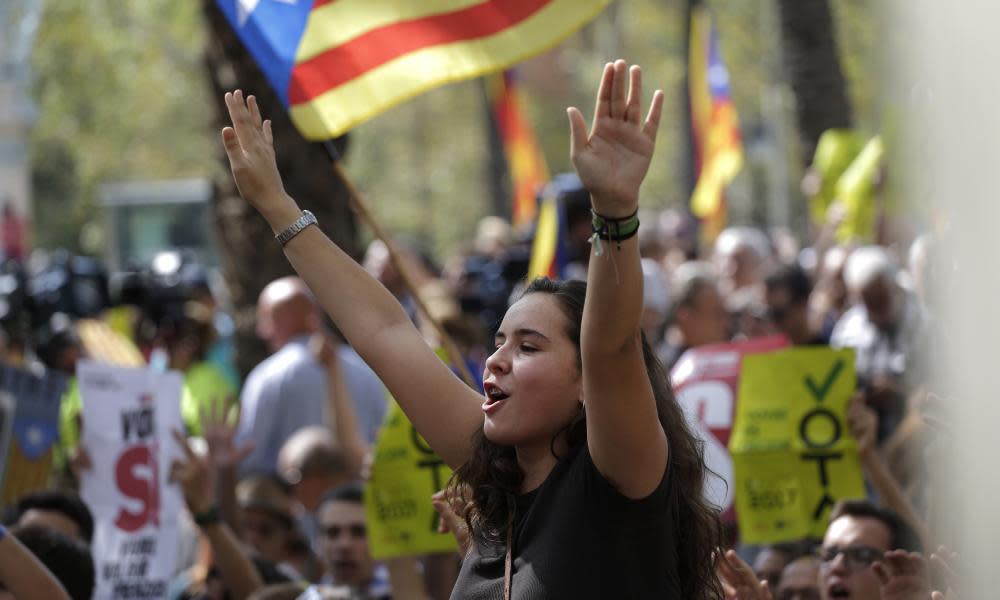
170 430 265 600
221 59 722 599
717 549 773 600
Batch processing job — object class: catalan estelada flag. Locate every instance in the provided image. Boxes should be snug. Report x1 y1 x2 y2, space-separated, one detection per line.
489 70 550 229
527 174 575 280
216 0 612 141
688 5 743 240
0 364 67 506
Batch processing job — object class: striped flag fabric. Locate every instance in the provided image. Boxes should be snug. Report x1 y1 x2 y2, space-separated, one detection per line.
216 0 612 140
688 4 743 240
527 174 575 281
489 70 550 229
0 364 67 505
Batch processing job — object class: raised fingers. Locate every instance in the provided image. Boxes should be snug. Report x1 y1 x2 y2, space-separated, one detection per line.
625 65 642 124
224 91 245 149
567 106 589 159
248 95 263 129
263 119 273 145
594 62 615 119
930 547 959 588
172 428 195 461
609 59 628 119
872 561 891 585
225 89 259 151
643 89 664 139
721 550 755 585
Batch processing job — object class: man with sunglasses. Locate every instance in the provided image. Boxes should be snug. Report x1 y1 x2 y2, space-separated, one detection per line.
818 500 924 600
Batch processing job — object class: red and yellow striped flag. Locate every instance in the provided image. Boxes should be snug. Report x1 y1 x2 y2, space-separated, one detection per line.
688 5 743 241
489 70 550 229
217 0 612 140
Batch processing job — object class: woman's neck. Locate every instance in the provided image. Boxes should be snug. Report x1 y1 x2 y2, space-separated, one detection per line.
515 433 570 494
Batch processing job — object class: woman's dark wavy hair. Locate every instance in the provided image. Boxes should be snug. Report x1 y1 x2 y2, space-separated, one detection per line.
448 277 724 599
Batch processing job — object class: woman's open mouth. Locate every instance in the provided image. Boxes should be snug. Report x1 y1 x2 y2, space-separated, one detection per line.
482 383 509 413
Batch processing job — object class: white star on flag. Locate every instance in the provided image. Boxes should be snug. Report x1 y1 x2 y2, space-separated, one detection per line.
236 0 298 27
27 426 43 447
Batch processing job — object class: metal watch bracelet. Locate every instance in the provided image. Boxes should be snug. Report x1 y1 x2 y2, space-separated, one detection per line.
275 210 317 246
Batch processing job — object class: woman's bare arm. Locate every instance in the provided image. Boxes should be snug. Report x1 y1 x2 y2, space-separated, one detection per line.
0 528 72 600
221 91 483 468
570 61 668 499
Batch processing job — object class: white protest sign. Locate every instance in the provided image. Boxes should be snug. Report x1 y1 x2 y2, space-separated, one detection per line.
78 361 185 600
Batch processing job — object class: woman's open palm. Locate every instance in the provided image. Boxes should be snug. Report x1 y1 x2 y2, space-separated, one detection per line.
568 60 664 214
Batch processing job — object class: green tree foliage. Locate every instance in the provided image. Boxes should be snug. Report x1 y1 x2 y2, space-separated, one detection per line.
28 0 877 260
29 0 215 252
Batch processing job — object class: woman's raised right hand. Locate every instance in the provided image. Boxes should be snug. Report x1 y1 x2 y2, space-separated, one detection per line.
221 90 297 222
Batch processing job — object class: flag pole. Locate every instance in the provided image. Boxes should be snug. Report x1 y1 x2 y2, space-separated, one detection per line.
321 141 479 391
480 76 511 219
682 0 698 200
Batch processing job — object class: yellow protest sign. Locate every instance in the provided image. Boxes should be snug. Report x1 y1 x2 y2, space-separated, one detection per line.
364 400 457 559
835 135 884 243
730 347 866 544
808 129 865 229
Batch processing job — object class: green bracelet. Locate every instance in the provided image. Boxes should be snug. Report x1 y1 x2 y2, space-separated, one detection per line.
590 209 640 255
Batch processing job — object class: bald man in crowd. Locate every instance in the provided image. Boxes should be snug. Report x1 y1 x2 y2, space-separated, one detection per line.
236 276 387 475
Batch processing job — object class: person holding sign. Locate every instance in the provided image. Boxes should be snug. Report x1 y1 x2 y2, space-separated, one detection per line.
221 60 722 598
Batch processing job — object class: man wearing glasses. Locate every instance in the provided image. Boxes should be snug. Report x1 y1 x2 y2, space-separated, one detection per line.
817 500 923 600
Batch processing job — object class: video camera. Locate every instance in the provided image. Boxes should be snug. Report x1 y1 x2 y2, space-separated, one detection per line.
0 250 111 368
112 249 212 332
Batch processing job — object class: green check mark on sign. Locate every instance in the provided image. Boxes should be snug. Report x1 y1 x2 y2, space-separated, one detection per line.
803 360 845 403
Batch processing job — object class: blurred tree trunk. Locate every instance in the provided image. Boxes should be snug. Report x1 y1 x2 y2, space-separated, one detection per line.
201 1 358 379
775 0 853 166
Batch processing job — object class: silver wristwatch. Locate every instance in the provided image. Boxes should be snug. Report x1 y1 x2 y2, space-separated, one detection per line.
275 210 317 246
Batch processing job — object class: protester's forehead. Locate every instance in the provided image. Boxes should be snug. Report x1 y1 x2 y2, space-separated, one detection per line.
765 285 792 306
860 275 892 296
18 507 82 541
318 499 365 525
753 547 788 572
824 515 891 550
498 294 567 338
241 506 290 525
691 283 723 311
780 557 819 587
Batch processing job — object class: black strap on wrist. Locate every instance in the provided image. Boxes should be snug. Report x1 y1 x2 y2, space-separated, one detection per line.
590 209 640 254
193 505 221 527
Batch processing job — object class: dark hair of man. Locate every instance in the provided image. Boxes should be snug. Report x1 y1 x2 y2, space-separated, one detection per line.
829 500 923 553
318 482 364 508
3 489 95 544
12 525 95 600
764 264 813 306
448 278 724 600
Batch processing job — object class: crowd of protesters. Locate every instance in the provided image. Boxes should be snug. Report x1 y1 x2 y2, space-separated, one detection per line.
0 63 960 599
